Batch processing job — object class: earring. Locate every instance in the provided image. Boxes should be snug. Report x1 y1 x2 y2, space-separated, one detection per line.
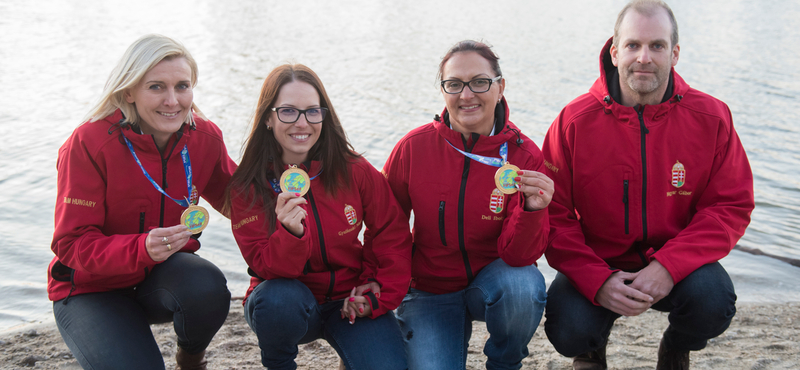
266 125 272 130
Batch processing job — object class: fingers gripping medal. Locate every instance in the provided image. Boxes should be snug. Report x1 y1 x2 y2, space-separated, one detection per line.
495 162 521 194
279 165 311 196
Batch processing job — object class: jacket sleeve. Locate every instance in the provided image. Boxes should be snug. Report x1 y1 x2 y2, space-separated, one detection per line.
652 109 754 283
356 160 412 318
230 189 313 279
199 129 237 218
543 111 617 304
51 133 158 276
361 137 411 280
495 147 550 266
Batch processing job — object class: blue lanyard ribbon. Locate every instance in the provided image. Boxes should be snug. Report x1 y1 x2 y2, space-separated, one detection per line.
123 135 193 207
445 140 508 167
268 167 323 194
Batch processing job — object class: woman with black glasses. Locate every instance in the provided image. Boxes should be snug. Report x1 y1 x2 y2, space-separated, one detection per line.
226 64 411 370
373 40 554 369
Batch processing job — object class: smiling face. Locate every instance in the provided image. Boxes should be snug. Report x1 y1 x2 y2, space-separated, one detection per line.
124 57 193 147
269 80 322 165
610 7 680 106
441 51 505 137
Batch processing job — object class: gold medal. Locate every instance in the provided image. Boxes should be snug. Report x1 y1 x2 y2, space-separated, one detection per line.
279 166 311 196
494 163 521 194
181 204 209 234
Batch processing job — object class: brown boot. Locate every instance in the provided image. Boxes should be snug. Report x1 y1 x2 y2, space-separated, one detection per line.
656 337 690 370
176 348 207 370
572 342 607 370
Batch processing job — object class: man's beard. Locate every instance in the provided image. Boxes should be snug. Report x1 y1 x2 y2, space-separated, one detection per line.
623 66 668 96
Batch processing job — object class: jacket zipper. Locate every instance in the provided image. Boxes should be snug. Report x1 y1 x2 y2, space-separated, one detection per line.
636 107 649 265
307 190 335 301
139 212 146 233
457 137 476 283
156 136 180 227
623 180 629 235
438 201 447 246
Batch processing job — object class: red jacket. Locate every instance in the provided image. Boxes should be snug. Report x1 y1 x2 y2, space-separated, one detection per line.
377 99 549 294
542 38 755 304
230 158 412 318
48 110 237 301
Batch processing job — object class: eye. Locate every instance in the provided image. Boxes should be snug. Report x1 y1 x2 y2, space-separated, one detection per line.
471 79 489 88
652 43 665 50
148 84 162 90
306 108 321 116
177 83 191 90
445 81 462 89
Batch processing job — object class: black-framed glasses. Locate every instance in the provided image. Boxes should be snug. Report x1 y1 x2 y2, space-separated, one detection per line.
271 107 328 124
440 75 502 94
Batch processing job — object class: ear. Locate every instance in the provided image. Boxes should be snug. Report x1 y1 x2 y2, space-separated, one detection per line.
610 44 619 67
124 89 135 104
671 43 680 67
497 78 506 101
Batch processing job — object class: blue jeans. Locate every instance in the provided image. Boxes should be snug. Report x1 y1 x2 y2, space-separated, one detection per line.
545 262 736 356
396 258 547 370
244 278 407 370
53 252 231 370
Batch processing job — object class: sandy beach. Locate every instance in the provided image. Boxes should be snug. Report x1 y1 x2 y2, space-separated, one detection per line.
1 301 798 369
3 251 799 369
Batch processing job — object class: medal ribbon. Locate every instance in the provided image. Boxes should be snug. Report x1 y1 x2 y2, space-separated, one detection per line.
445 140 508 167
123 135 193 207
268 167 323 194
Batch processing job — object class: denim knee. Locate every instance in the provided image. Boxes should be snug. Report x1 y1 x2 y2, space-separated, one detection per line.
545 273 616 357
664 263 736 341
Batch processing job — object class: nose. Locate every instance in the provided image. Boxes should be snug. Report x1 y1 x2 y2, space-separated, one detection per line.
294 114 310 127
164 89 178 106
459 86 475 99
637 48 652 64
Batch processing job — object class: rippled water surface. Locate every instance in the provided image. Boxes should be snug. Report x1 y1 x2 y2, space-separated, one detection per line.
1 0 798 331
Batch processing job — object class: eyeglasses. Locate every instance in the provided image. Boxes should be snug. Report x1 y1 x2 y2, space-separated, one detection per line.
271 107 328 124
440 75 502 94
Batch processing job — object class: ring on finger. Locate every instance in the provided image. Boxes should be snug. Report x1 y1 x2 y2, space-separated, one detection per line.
162 236 169 244
167 243 172 251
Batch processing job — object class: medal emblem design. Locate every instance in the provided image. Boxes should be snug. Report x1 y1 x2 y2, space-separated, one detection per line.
344 204 358 225
671 161 686 188
494 163 520 194
181 204 209 234
489 188 505 214
279 167 311 196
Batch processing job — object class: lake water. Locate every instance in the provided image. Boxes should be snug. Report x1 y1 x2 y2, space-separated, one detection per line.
1 0 798 332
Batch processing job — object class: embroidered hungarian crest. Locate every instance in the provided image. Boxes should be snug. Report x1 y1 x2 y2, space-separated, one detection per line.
671 161 686 188
344 204 358 225
489 188 505 214
189 185 199 205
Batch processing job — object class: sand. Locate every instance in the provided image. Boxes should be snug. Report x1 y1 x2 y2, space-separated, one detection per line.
1 300 798 370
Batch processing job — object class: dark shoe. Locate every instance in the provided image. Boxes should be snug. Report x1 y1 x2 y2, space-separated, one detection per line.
176 348 207 370
573 342 607 370
656 337 690 370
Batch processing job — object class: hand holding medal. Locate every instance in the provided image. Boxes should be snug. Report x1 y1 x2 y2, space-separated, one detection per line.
513 170 555 212
275 191 308 237
145 225 193 261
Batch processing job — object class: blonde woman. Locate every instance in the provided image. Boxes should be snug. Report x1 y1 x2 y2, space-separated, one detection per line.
48 34 236 370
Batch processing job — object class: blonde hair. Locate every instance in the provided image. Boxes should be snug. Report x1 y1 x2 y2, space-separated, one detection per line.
84 34 204 124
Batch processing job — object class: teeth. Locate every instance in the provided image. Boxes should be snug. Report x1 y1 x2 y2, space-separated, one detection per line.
462 105 479 109
159 112 179 117
292 135 309 140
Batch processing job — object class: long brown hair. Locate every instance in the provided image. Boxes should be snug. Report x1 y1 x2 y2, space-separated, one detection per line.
225 64 359 231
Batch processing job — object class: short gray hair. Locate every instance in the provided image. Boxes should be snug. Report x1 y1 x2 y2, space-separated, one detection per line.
613 0 679 48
